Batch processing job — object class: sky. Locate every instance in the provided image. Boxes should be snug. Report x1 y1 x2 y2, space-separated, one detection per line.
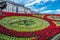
10 0 60 14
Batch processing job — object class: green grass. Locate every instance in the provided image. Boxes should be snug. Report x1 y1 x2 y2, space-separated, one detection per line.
0 33 32 40
51 33 60 40
0 16 50 32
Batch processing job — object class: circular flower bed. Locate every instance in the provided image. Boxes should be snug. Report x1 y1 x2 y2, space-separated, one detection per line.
0 12 59 40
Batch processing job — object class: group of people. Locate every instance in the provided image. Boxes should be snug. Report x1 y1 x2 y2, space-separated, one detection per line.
0 0 7 15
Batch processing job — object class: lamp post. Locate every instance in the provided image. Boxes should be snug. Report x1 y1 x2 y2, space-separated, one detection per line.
0 0 7 15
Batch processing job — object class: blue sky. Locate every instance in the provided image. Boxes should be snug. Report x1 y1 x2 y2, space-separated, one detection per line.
10 0 60 14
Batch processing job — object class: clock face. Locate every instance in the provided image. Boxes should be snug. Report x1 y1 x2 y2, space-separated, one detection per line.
0 16 49 32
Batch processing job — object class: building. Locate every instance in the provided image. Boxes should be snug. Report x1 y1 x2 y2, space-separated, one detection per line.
3 0 32 14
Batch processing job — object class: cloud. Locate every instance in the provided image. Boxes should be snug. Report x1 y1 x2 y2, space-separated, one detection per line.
31 6 47 12
25 0 49 7
55 9 60 14
39 9 60 14
25 0 55 7
50 0 55 2
40 10 53 13
28 6 47 12
25 0 41 7
10 0 22 3
31 5 51 12
56 9 60 11
38 6 47 11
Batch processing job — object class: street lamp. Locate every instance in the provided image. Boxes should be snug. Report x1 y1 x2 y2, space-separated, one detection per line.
0 1 7 15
